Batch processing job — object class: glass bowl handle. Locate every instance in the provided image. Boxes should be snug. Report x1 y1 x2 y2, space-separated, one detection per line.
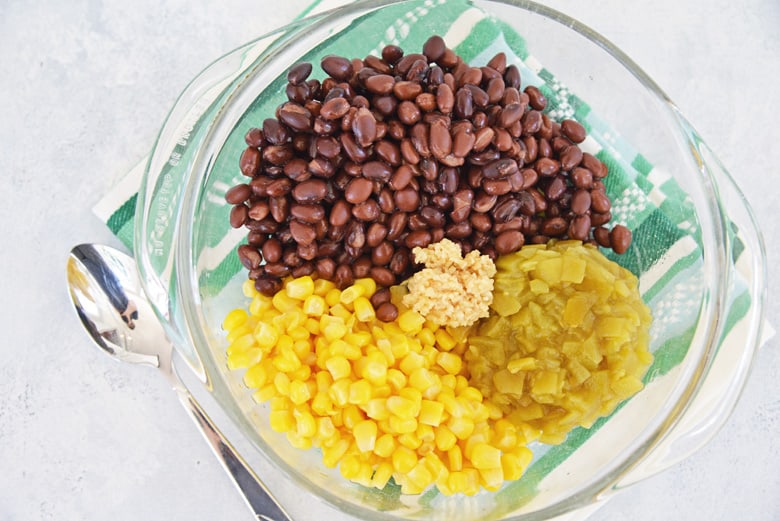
611 132 768 490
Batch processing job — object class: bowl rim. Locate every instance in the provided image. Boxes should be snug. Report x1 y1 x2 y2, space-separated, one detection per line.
141 0 742 518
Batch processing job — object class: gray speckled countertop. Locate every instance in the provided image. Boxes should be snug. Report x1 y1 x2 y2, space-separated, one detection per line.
1 1 778 519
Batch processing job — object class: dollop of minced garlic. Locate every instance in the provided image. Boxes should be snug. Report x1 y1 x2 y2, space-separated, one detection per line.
402 239 496 328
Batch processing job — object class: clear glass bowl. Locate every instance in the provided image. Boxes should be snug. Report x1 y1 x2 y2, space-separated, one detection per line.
134 0 766 519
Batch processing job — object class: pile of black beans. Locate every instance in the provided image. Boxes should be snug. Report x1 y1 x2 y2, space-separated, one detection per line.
226 35 631 295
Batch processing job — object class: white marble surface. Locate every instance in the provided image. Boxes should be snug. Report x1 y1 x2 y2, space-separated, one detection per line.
1 0 778 519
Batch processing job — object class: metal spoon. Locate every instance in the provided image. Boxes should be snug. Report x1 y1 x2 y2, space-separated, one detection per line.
67 243 292 521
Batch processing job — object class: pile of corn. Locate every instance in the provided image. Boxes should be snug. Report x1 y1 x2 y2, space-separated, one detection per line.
223 276 533 496
223 241 652 496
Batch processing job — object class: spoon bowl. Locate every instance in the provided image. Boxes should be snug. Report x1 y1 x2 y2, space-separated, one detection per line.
67 243 292 521
68 243 165 367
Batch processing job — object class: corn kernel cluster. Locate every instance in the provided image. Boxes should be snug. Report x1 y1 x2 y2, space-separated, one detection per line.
223 276 534 496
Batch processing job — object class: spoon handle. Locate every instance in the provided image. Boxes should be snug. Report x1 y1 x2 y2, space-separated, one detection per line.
176 388 293 521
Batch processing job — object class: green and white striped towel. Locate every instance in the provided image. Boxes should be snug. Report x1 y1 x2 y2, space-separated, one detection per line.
93 0 767 515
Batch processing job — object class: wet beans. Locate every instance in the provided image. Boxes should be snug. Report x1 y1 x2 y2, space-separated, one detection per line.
228 35 626 296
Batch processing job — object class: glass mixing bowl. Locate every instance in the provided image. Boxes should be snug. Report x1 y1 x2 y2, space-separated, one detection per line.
134 0 766 519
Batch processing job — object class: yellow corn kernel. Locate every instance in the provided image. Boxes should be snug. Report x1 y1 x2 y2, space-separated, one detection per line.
272 289 300 313
458 386 483 403
399 351 425 376
424 451 447 481
285 324 308 342
501 450 528 481
339 284 365 305
339 454 361 480
407 460 434 491
470 443 501 470
389 335 411 359
359 351 387 386
273 345 301 373
273 372 291 396
392 446 418 474
325 356 351 381
285 276 315 300
447 471 467 495
284 308 307 330
294 409 317 438
447 444 463 471
286 431 313 450
253 384 276 403
348 379 372 405
399 386 422 411
227 334 259 356
462 468 481 496
385 396 414 419
340 341 362 361
322 438 350 468
269 410 294 433
438 393 461 417
374 433 396 458
433 329 457 352
303 317 320 335
372 383 392 398
398 309 425 334
440 374 457 391
389 415 418 434
397 431 422 450
328 303 351 322
353 297 376 322
292 365 314 386
249 293 273 316
242 278 257 298
381 320 404 336
301 294 327 317
416 423 435 444
353 277 377 297
448 417 475 439
292 338 312 359
243 363 268 389
435 425 457 452
227 345 261 371
311 392 333 416
317 416 337 441
328 378 351 408
253 322 280 350
454 375 470 393
345 331 372 348
226 322 252 344
354 461 374 487
419 399 445 427
289 380 312 405
310 277 333 296
362 398 389 421
436 351 463 375
342 404 364 430
323 320 348 342
409 367 438 392
315 370 333 392
370 461 393 489
386 368 407 392
321 287 339 306
222 308 248 332
492 419 518 451
479 467 504 491
418 327 436 347
353 420 378 452
398 476 423 495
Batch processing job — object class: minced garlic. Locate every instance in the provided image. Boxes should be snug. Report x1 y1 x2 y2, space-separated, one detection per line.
402 239 496 327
